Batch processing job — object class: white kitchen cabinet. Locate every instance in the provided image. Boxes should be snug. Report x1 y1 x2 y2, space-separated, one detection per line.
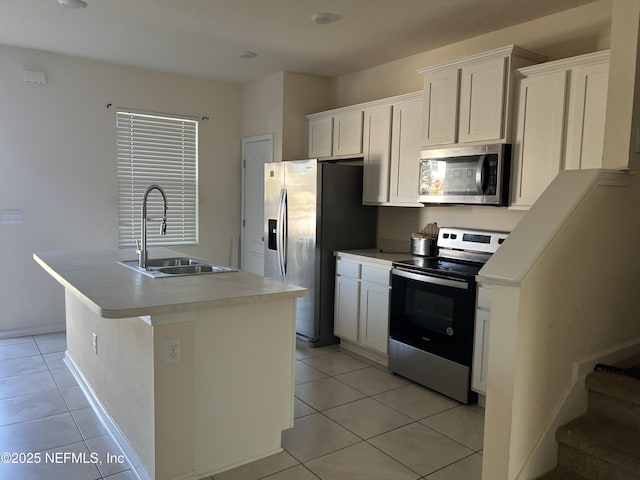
334 260 361 343
308 116 333 158
359 265 391 354
422 69 459 146
472 286 493 396
334 256 391 357
362 92 424 206
511 70 568 209
389 95 423 204
564 56 610 170
418 45 545 147
510 50 610 209
333 111 364 157
307 110 363 159
362 105 393 204
458 56 507 143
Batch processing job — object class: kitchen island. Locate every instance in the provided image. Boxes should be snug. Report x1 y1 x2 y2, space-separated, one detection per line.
34 248 307 480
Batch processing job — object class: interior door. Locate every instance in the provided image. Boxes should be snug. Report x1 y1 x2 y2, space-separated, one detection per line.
241 134 273 275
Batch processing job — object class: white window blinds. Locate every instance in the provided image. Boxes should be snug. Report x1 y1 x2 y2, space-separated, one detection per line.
117 111 198 248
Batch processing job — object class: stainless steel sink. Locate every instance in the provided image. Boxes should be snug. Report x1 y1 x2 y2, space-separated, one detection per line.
118 257 236 278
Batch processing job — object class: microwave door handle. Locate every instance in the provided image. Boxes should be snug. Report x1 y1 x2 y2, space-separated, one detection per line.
475 155 487 194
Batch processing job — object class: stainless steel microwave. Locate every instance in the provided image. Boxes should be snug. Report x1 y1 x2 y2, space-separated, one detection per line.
418 144 511 206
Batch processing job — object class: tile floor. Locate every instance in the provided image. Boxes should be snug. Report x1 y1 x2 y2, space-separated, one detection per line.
0 333 135 480
0 334 484 480
210 341 484 480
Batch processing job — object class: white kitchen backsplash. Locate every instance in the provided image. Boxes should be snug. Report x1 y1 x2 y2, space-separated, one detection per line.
378 206 526 244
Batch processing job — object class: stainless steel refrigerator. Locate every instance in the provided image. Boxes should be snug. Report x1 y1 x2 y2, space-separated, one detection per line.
264 159 377 346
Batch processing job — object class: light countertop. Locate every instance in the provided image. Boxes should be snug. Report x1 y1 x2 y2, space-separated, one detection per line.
334 249 413 266
34 248 306 319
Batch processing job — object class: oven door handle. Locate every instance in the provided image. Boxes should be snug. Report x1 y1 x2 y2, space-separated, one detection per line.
391 268 469 290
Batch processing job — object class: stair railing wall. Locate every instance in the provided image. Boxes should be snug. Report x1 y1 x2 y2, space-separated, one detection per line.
478 169 639 480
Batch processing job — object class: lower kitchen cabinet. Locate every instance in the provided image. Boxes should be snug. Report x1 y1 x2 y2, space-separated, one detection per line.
472 285 493 396
334 261 361 343
334 257 391 357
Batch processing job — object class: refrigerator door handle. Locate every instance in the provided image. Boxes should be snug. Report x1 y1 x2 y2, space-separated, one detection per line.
277 188 288 279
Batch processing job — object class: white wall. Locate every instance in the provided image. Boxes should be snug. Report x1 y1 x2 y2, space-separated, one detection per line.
241 71 285 160
479 170 640 479
241 71 333 161
334 1 612 106
0 44 242 336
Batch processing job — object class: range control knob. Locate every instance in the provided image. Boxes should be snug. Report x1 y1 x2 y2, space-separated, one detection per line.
446 327 454 336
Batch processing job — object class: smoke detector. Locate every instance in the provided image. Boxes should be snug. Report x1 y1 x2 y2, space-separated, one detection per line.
310 12 339 25
57 0 87 8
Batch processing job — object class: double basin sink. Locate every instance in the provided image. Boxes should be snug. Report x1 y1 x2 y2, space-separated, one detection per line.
119 256 235 278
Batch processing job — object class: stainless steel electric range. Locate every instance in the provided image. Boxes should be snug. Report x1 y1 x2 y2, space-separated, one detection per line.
389 227 508 404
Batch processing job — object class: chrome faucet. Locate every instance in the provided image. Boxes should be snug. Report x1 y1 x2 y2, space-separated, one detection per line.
137 184 167 268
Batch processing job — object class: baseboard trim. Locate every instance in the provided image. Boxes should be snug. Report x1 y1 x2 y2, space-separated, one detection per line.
0 323 65 339
338 339 388 366
199 447 284 478
516 336 640 479
64 353 152 480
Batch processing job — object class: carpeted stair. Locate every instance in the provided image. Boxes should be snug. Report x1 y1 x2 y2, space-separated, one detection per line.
537 360 640 480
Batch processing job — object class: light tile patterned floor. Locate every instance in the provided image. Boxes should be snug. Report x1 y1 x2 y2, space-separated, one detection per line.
0 333 134 480
0 334 484 480
210 341 484 480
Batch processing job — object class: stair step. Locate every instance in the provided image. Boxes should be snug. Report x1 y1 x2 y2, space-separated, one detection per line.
586 370 640 429
586 370 640 406
557 414 640 480
536 467 589 480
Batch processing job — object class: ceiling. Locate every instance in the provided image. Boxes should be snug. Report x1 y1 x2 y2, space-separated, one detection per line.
0 0 598 84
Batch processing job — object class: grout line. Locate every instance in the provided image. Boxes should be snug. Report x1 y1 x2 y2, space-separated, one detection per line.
419 421 481 453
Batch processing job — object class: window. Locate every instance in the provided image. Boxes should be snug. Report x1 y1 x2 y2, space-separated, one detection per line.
117 110 198 248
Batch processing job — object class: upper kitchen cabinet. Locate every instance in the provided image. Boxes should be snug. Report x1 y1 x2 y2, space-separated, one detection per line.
307 92 423 207
362 92 424 206
418 45 546 147
564 53 610 170
389 94 423 205
362 104 393 204
307 109 363 159
308 116 333 158
510 50 610 209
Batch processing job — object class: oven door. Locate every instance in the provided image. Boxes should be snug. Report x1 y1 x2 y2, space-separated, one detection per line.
390 267 476 366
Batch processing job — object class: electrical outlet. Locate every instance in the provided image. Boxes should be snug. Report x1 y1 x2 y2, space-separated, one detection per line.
92 333 98 354
164 338 182 365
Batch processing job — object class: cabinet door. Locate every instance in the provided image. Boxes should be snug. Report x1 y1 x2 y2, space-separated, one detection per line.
363 105 393 204
359 281 390 354
390 97 422 204
333 111 364 156
308 117 333 158
334 274 360 343
564 61 609 170
511 71 568 208
423 69 460 146
472 309 491 395
459 57 507 143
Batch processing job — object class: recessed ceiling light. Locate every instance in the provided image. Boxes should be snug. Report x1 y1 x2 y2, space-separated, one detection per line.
310 12 340 25
238 51 258 59
57 0 87 8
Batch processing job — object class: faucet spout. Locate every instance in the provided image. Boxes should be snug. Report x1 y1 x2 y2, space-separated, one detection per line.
138 184 168 268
